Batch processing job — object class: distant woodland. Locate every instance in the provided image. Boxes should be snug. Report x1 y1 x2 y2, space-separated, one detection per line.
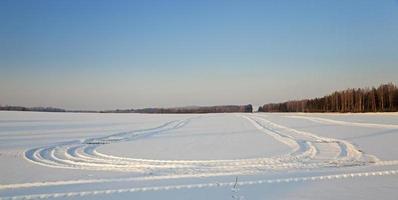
0 106 67 112
0 105 253 114
2 83 398 114
130 105 253 114
258 83 398 113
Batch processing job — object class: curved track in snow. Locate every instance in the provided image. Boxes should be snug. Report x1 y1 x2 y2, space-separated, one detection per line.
2 114 396 199
23 115 380 176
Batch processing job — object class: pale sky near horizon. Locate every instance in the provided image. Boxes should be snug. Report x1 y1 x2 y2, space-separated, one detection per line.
1 0 398 110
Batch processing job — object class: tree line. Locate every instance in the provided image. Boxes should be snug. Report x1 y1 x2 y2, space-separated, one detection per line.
0 105 253 114
131 105 253 114
258 83 398 112
0 106 66 112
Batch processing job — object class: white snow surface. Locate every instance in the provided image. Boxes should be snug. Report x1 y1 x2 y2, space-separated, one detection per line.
0 111 398 199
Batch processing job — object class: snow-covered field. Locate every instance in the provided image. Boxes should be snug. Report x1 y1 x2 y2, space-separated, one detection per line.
1 111 398 200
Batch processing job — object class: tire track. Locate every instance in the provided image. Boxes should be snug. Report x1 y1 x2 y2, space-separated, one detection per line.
287 115 398 129
3 114 397 199
23 114 382 176
24 118 194 171
1 169 397 200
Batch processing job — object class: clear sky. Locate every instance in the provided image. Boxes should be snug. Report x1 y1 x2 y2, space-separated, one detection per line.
1 0 398 110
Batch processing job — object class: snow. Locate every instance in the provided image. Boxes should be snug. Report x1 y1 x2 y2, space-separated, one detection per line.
98 114 290 160
0 111 398 199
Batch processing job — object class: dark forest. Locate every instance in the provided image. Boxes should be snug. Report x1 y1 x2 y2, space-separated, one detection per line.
259 83 398 113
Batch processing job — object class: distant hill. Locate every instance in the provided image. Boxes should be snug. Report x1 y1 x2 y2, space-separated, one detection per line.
258 83 398 113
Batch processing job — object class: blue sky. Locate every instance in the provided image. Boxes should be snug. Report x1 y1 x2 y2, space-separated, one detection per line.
1 0 398 110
